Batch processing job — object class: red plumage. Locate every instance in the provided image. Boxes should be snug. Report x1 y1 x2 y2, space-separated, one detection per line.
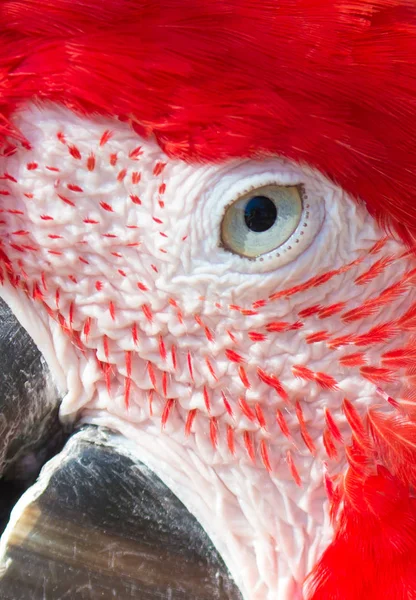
0 1 416 243
305 401 416 599
305 467 416 600
368 409 416 489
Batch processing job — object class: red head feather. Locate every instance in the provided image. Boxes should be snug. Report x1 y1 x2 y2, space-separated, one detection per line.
0 1 416 241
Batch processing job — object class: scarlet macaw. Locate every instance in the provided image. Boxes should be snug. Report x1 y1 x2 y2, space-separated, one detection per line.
0 1 415 598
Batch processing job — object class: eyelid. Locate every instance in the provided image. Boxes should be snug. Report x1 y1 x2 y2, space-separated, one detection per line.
191 160 327 275
221 178 305 210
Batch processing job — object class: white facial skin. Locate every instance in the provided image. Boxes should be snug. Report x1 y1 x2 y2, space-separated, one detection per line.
0 104 414 599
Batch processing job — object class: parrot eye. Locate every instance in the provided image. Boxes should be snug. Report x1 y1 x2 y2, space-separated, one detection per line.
220 184 303 258
221 185 303 258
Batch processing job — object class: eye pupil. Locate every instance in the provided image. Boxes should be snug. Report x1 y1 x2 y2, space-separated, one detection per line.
244 196 277 232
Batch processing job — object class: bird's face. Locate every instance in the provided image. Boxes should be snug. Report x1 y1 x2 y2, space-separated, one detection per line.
1 103 416 598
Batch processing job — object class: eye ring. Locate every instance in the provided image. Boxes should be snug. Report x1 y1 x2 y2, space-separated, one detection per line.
220 184 304 259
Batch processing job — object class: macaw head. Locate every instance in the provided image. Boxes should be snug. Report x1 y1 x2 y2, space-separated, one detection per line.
0 1 416 598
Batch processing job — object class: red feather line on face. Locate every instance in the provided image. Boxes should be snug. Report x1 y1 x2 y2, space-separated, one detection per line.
0 2 415 241
3 167 416 476
3 104 416 598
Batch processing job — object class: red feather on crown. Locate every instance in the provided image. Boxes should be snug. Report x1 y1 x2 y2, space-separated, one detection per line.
0 0 416 243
